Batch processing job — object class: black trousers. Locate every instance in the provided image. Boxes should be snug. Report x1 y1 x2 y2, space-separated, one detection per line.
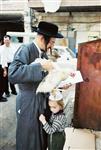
4 63 16 94
0 65 5 99
48 131 66 150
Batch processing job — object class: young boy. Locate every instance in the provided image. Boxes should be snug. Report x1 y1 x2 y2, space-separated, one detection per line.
39 90 67 150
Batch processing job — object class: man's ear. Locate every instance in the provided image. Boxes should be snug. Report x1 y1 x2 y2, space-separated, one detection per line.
40 35 44 42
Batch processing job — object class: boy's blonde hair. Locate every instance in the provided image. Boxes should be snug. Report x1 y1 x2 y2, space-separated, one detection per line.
56 99 64 109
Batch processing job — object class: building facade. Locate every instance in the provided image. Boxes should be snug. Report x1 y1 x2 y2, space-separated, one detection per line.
0 0 31 40
0 0 101 50
28 0 101 52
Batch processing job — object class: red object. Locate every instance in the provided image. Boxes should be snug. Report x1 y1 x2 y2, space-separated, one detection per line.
73 39 101 131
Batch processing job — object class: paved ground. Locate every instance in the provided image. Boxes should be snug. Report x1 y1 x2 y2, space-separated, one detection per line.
0 86 101 150
0 94 16 150
0 83 74 150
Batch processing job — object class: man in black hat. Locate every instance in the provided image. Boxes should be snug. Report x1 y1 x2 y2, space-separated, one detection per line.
8 21 63 150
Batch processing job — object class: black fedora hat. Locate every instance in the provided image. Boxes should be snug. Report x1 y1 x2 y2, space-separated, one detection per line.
32 21 63 38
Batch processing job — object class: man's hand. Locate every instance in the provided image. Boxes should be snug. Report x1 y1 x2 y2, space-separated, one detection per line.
3 68 7 77
59 83 72 90
40 59 54 71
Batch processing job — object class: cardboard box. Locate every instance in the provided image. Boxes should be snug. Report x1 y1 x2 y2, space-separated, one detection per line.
64 127 95 150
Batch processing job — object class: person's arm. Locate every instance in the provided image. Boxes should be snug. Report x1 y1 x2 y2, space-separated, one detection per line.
39 114 63 134
0 49 8 77
8 45 44 84
8 45 53 84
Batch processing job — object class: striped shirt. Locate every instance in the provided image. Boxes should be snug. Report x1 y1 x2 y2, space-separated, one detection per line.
43 111 67 134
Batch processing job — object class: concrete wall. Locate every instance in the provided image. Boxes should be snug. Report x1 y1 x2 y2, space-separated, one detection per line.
31 11 101 51
0 0 31 37
28 0 101 7
0 0 26 12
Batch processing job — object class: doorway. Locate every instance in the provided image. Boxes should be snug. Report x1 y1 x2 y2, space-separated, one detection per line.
0 14 24 44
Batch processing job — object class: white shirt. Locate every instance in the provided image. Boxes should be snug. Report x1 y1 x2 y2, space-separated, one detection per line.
0 46 7 67
0 44 16 68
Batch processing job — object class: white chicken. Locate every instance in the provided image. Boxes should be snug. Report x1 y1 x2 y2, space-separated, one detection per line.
36 59 75 93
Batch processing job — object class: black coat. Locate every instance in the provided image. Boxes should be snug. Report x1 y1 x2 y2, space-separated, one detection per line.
8 42 51 150
0 65 5 96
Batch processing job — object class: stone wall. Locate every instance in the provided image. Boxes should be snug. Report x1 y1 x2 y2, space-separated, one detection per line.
28 0 101 7
31 10 101 50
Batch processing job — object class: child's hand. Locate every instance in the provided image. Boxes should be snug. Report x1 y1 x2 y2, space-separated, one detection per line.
39 114 46 125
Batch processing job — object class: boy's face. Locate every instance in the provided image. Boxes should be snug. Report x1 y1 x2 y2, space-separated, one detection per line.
48 100 61 114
